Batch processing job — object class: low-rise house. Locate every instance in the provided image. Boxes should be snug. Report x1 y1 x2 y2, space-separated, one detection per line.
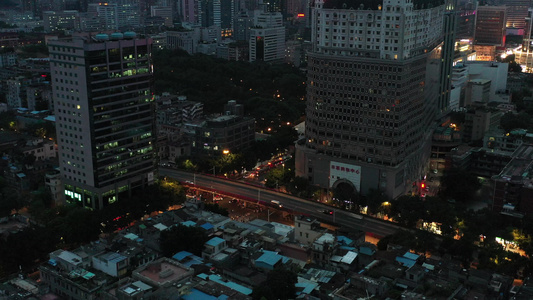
92 252 128 277
202 237 228 260
311 233 338 267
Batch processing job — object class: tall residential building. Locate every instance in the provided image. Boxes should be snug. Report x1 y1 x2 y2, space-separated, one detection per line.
116 0 141 30
474 5 507 46
48 33 156 209
6 77 26 109
249 11 285 62
295 0 445 199
43 10 80 33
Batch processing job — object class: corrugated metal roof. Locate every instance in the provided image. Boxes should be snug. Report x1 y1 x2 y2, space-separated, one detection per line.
341 251 358 264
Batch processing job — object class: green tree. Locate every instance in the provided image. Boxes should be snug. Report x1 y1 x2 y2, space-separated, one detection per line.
0 188 23 217
252 268 298 300
438 168 481 203
500 112 531 133
390 196 424 227
364 189 389 215
502 54 523 73
0 111 17 131
203 203 229 216
160 224 209 257
0 225 59 276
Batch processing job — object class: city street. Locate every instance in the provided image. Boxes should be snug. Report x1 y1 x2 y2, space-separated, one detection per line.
161 168 401 237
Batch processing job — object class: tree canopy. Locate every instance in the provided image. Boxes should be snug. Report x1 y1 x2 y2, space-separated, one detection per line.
160 224 209 257
152 49 306 132
438 168 481 203
252 268 298 300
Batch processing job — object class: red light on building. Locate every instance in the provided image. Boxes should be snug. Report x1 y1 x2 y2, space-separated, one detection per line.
297 13 305 18
421 183 425 189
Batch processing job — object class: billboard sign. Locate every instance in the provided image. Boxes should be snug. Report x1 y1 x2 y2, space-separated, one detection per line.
329 161 361 191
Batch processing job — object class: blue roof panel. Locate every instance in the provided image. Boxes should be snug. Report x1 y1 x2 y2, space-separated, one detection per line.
403 252 420 261
206 237 225 247
200 223 214 230
396 256 416 268
172 251 193 261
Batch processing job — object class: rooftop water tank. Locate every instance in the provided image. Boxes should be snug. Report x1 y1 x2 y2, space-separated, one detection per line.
95 33 109 41
124 31 137 39
110 32 124 40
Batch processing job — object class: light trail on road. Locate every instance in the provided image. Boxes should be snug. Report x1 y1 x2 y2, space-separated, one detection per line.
160 168 401 237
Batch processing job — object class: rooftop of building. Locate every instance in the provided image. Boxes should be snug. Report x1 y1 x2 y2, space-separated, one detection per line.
321 0 444 10
494 144 533 187
315 233 336 245
470 78 492 84
197 273 252 296
133 258 193 287
206 237 225 247
40 263 110 292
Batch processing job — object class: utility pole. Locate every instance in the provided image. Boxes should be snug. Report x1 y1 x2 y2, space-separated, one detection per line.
267 208 275 223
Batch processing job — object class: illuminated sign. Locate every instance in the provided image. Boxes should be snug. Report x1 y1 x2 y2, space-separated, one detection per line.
297 13 305 17
329 161 361 191
65 189 82 201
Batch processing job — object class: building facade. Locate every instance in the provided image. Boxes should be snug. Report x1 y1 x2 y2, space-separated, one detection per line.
516 8 533 73
295 0 445 199
43 10 80 33
474 5 507 46
48 33 156 209
249 11 285 62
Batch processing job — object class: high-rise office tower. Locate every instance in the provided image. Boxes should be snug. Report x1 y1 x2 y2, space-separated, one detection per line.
456 1 476 40
116 0 141 30
474 5 507 46
517 8 533 72
503 0 531 29
233 10 251 41
49 33 156 209
439 0 458 113
180 0 200 24
86 2 120 31
151 6 174 27
220 0 235 29
295 0 445 199
200 0 222 27
249 10 285 62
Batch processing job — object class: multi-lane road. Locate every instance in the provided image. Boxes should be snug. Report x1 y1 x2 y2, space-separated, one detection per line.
160 168 401 238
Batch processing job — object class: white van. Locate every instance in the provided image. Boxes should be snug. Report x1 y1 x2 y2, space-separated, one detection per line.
271 200 283 208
